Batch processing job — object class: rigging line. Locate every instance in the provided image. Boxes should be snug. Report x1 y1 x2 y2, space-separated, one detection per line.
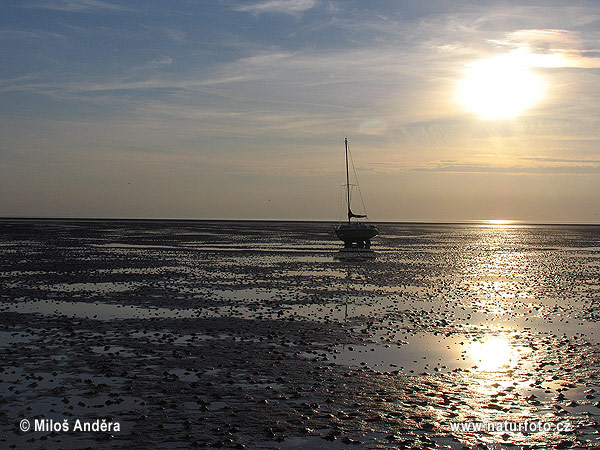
347 141 369 220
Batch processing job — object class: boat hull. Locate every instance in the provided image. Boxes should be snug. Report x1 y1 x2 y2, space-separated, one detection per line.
335 223 378 248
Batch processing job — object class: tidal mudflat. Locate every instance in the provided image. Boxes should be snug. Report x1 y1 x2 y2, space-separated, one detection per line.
1 219 600 449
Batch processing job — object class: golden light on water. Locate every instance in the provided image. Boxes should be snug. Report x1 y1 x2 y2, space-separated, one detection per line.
468 336 515 371
457 51 545 119
484 219 515 226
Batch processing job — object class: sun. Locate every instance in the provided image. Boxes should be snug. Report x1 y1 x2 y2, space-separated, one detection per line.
457 51 545 119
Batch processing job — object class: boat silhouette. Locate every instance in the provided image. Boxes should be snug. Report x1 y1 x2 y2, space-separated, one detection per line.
335 138 378 252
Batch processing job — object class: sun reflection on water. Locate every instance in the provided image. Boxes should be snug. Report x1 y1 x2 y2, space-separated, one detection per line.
468 335 519 371
465 223 534 305
484 219 515 226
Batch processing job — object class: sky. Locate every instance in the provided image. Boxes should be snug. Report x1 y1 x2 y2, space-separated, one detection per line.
1 0 600 222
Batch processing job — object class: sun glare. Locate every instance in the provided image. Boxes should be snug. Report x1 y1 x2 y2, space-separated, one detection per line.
468 336 514 371
484 219 515 226
458 51 545 119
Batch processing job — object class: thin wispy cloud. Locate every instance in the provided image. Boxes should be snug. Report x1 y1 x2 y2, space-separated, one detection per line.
234 0 317 15
490 29 600 68
413 162 600 175
25 0 133 12
129 57 174 74
519 156 600 164
0 29 65 40
162 27 186 43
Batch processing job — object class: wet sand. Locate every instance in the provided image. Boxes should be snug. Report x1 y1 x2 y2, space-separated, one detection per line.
1 219 600 449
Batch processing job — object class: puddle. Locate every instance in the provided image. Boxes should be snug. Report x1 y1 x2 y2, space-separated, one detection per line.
327 331 533 375
1 300 198 320
89 243 180 249
41 282 138 293
0 331 36 346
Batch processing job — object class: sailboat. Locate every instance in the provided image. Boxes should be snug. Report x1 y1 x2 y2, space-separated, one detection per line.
335 138 378 250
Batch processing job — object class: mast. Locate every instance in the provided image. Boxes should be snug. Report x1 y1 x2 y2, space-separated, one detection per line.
345 137 351 223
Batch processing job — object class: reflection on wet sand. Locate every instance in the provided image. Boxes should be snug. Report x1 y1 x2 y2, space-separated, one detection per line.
1 220 600 449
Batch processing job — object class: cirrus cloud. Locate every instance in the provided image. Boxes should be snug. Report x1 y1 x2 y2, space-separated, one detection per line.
234 0 317 15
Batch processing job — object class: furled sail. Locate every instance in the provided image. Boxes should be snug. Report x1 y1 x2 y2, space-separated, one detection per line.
348 209 366 219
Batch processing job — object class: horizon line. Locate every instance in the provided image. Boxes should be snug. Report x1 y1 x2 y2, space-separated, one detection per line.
1 216 600 226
